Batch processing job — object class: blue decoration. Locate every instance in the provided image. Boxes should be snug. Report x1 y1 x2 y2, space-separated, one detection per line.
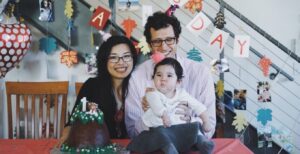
187 47 203 62
66 19 74 38
39 37 57 54
257 108 272 126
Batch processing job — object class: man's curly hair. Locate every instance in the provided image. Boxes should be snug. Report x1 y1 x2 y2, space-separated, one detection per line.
144 11 182 44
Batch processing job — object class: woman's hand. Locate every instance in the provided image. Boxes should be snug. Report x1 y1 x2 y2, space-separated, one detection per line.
175 101 192 123
55 126 70 148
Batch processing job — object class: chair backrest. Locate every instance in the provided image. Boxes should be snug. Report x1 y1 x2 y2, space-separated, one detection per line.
6 81 69 139
75 82 83 96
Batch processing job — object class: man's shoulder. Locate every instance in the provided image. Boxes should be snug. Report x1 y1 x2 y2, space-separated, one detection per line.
180 57 210 73
131 59 153 77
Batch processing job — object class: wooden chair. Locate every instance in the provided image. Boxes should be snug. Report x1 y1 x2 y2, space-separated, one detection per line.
6 81 69 139
75 82 83 96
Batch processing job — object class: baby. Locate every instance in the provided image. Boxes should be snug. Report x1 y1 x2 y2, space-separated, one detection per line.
142 58 214 154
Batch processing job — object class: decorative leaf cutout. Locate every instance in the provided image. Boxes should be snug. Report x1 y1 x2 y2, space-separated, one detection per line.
258 56 272 77
64 0 73 19
257 108 272 126
60 50 78 67
187 47 202 62
232 112 248 132
39 37 57 54
121 18 137 38
216 80 224 98
184 0 203 14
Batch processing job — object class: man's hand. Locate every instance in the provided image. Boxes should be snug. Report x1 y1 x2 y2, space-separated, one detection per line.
142 87 155 112
175 101 192 123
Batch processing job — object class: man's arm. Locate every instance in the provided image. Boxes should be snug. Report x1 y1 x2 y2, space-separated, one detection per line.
196 65 216 138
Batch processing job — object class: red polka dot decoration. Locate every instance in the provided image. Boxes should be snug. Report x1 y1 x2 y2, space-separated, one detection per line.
0 23 32 78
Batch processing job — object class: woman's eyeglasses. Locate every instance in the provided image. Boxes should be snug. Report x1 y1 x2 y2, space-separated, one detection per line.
150 37 176 47
108 55 132 63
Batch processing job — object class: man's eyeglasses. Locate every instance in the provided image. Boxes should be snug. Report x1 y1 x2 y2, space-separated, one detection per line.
150 37 176 47
108 55 132 63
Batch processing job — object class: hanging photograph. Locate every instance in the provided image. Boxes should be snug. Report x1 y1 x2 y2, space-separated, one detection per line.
118 0 140 11
257 81 271 102
233 89 247 110
39 0 54 22
257 124 273 148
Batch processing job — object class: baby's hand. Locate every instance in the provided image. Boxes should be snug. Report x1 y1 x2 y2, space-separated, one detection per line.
162 111 171 127
145 87 155 93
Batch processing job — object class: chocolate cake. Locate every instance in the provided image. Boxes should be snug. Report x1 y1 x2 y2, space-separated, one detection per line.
60 98 119 153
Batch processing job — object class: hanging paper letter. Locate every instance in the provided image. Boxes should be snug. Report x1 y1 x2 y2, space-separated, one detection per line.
233 35 250 58
186 12 212 36
89 6 111 30
209 28 229 53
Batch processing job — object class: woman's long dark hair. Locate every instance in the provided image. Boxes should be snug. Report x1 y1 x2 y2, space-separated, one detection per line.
96 35 138 104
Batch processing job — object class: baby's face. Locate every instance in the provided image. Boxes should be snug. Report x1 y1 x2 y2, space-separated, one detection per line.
153 65 178 96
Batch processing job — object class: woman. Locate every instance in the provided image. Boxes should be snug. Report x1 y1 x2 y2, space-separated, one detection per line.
57 35 137 146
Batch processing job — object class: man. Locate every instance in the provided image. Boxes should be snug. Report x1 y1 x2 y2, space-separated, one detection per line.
125 11 216 138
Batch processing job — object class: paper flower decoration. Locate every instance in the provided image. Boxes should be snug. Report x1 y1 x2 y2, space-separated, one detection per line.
60 50 78 67
187 47 202 62
151 52 165 64
210 58 229 74
257 108 272 126
99 30 112 41
258 56 272 77
121 18 137 38
232 112 248 132
184 0 203 14
64 0 74 19
136 37 150 55
216 80 224 98
39 37 57 54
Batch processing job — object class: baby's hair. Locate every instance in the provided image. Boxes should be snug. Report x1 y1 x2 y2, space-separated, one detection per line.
152 58 184 81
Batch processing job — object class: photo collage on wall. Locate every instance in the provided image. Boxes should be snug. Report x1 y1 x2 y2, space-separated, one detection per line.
39 0 54 22
233 89 247 110
257 124 272 148
257 81 273 148
257 81 271 102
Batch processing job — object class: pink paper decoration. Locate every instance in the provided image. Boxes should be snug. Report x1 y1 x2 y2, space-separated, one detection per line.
258 56 272 77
